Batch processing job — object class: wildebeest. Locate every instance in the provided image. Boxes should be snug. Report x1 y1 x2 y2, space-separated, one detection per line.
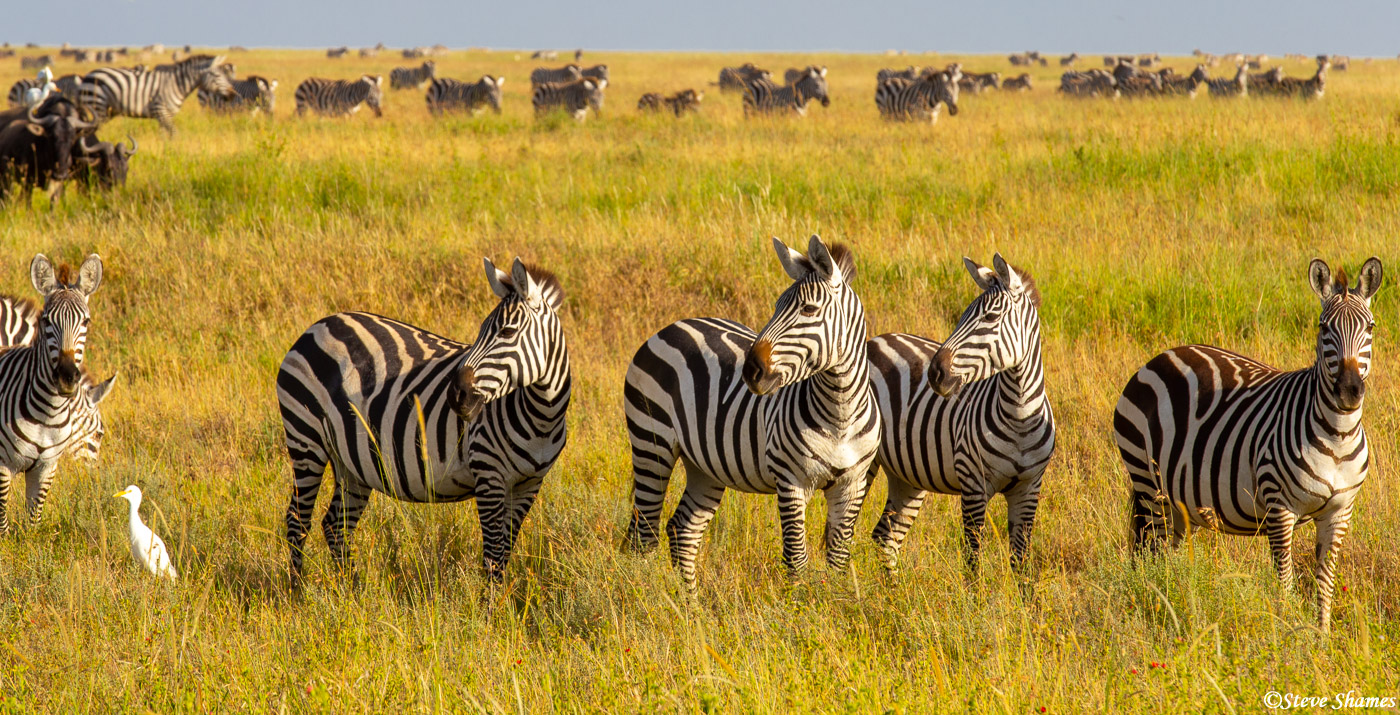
68 135 136 190
0 97 97 205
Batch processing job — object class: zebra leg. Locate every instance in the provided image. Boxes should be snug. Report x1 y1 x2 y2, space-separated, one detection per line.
823 472 872 572
23 460 60 528
285 457 327 581
959 484 993 572
1005 477 1043 575
663 472 725 593
1313 506 1353 631
1264 504 1298 590
502 475 545 566
321 478 373 572
776 480 816 575
624 418 680 553
871 471 927 573
476 471 513 580
0 467 13 536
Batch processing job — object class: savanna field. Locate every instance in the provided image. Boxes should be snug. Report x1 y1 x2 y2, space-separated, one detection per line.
3 48 1400 713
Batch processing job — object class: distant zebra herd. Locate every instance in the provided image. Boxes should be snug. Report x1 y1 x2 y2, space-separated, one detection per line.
1061 55 1332 99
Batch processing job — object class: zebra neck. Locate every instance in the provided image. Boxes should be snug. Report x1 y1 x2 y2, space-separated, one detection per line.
805 351 872 425
996 335 1048 423
1309 364 1365 439
167 67 202 104
515 347 572 428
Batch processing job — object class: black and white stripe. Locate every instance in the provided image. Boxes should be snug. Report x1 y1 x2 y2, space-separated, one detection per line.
875 66 960 122
1206 65 1249 97
1114 257 1381 630
425 76 504 116
198 76 277 115
0 297 38 348
79 55 235 133
0 254 116 535
868 255 1054 573
532 78 607 121
530 64 582 86
717 64 769 93
294 75 383 118
389 61 436 90
742 67 830 117
623 236 881 590
277 258 571 581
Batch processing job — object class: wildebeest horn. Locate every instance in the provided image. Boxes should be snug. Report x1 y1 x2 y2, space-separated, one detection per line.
78 136 102 155
28 106 58 126
121 135 137 156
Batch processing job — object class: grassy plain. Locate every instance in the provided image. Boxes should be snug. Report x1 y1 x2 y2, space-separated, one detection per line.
2 48 1400 712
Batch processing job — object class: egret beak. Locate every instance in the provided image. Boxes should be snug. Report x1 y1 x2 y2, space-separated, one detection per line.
113 489 129 498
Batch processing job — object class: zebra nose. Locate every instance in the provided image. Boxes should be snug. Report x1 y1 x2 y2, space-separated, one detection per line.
742 340 779 395
927 349 963 398
1336 359 1365 411
450 365 486 421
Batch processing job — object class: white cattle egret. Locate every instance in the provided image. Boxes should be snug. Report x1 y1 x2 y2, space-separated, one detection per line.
113 485 177 580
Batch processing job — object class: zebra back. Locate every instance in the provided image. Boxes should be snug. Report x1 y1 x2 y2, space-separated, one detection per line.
390 61 436 90
530 64 582 86
532 78 606 120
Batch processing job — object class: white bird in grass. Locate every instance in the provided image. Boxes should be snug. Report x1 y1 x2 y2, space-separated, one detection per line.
113 485 177 580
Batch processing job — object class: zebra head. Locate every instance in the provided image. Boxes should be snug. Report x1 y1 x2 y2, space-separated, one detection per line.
363 75 384 117
1308 258 1382 412
71 371 118 460
927 254 1041 398
199 55 237 98
794 67 830 107
29 254 102 398
743 235 862 396
482 75 505 113
450 258 565 422
582 78 607 112
930 71 960 116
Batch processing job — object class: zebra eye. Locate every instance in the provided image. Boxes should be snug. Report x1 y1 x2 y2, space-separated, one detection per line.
82 318 91 328
800 304 820 316
497 327 518 340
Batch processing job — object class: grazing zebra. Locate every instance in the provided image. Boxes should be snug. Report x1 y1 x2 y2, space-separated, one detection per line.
1161 66 1208 98
784 65 828 85
79 54 235 133
638 89 703 116
198 75 276 114
1059 69 1117 97
1276 58 1329 100
958 70 1000 94
0 254 116 535
425 76 504 115
0 296 38 348
717 63 769 93
742 67 829 117
878 66 920 83
277 258 571 582
1206 65 1249 97
1001 73 1033 91
623 236 881 590
1248 66 1284 95
326 47 349 59
1060 52 1080 67
1114 258 1381 630
389 61 436 90
580 64 609 83
532 78 606 121
636 92 663 112
1113 63 1163 97
294 75 383 118
875 67 960 122
530 64 582 86
868 255 1054 573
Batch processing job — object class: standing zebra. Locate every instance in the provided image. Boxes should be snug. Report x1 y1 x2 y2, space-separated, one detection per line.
277 258 570 581
1114 258 1381 630
198 76 277 115
783 65 828 85
530 64 582 86
0 254 116 535
875 67 961 122
1206 65 1248 97
867 255 1054 573
0 296 38 348
532 78 606 121
294 75 383 118
580 65 609 83
717 63 769 93
623 236 881 591
79 54 235 133
389 60 436 90
425 76 504 115
742 67 829 117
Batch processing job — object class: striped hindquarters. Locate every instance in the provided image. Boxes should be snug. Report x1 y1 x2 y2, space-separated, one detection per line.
875 71 959 122
294 76 383 117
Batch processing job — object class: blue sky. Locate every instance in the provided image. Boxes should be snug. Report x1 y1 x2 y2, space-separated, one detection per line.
14 0 1399 56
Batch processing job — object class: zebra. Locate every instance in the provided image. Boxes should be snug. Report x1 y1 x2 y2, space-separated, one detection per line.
79 54 235 133
1161 66 1208 98
580 65 609 83
1059 69 1117 97
878 66 920 83
425 76 504 115
867 255 1054 573
784 65 828 85
638 89 703 116
1276 58 1329 100
875 67 960 122
277 258 571 582
742 67 829 117
1113 62 1163 97
326 47 349 59
716 63 769 93
532 78 606 121
0 254 116 535
1060 53 1080 67
623 236 881 591
957 70 1000 94
1001 73 1033 92
636 92 663 112
0 296 38 348
530 64 582 86
389 61 436 90
1206 65 1249 97
1114 257 1381 631
294 75 383 118
198 76 277 115
1248 66 1284 95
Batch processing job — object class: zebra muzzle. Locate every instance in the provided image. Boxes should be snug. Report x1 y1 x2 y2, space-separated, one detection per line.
450 365 487 421
742 340 781 396
55 354 81 397
1336 359 1365 411
927 350 964 398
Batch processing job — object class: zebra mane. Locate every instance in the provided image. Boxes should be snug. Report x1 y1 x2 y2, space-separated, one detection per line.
827 243 857 284
175 54 219 68
500 264 565 311
1333 266 1349 295
1010 264 1041 307
54 263 78 288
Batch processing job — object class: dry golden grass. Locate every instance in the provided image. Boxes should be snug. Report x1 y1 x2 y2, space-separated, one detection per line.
1 48 1398 713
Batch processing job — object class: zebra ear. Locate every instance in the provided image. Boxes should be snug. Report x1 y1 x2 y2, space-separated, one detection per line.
806 235 841 284
1308 258 1334 301
496 76 505 87
483 257 512 299
511 257 542 307
1356 257 1383 301
819 66 828 78
992 253 1022 294
772 237 809 282
78 254 103 296
30 254 57 296
89 372 117 405
963 257 996 292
